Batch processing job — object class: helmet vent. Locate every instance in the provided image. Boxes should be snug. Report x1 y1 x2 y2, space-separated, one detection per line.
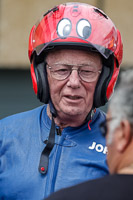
73 9 78 12
94 8 108 19
73 5 78 12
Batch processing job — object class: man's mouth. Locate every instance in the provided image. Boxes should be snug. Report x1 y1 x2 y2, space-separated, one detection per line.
65 95 82 100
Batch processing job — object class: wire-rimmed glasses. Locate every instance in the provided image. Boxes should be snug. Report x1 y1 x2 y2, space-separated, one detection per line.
46 63 102 82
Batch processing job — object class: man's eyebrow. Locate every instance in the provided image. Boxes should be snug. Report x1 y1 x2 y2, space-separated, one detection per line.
51 63 94 66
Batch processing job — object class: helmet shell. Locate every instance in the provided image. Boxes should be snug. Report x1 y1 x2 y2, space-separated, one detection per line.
28 2 123 107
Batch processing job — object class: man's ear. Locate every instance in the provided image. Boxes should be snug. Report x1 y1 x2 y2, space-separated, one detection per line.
116 120 132 152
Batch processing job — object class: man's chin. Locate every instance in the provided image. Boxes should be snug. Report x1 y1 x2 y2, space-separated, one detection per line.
61 107 84 117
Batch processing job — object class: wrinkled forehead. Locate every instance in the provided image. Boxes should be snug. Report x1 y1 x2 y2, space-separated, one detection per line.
46 48 102 66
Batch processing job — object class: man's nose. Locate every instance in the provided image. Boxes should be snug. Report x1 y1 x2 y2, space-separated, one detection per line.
66 69 81 88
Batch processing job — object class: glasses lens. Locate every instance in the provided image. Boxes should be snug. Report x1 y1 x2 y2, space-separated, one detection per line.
79 66 99 82
48 64 70 80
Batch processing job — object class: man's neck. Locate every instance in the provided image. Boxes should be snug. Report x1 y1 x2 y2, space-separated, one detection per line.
117 145 133 175
47 105 88 130
118 163 133 174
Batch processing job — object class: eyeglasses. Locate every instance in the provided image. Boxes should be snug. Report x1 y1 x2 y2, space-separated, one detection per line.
46 63 102 82
100 118 115 137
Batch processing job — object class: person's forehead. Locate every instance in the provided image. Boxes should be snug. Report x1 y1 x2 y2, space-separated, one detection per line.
46 48 102 63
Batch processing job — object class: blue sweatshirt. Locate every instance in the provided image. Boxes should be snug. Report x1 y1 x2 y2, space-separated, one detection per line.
0 105 108 199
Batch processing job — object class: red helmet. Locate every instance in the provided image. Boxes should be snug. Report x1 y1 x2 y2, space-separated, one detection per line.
28 2 123 107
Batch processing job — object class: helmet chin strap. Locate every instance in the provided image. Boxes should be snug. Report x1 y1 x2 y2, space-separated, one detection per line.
85 107 95 123
49 99 57 118
38 99 57 174
38 100 95 175
38 100 56 174
38 114 55 174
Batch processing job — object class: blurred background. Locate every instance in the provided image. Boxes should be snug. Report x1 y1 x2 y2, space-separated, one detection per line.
0 0 133 119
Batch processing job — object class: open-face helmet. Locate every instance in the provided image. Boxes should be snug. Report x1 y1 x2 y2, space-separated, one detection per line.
28 2 123 108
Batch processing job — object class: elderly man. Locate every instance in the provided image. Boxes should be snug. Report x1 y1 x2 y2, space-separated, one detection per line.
0 2 123 200
45 68 133 200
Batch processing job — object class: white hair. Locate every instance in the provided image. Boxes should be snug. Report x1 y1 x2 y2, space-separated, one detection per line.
107 68 133 144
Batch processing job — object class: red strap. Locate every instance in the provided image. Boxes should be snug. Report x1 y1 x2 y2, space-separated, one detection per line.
88 120 92 130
